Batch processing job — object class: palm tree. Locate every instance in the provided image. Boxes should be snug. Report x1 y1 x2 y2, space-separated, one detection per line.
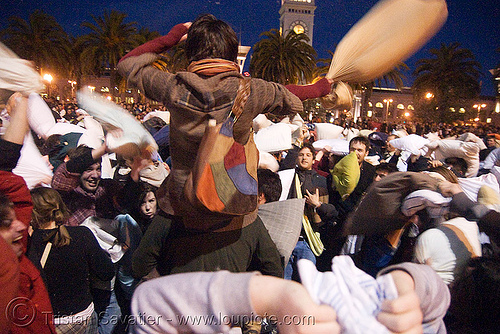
149 42 189 74
137 27 161 45
78 10 141 89
412 42 481 122
249 29 316 85
1 10 71 75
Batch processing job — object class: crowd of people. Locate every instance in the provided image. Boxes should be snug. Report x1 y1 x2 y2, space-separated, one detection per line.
1 13 500 334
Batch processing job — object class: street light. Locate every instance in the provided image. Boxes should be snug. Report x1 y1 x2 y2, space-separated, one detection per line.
43 74 53 97
68 80 77 98
473 103 486 121
425 92 434 99
383 98 393 121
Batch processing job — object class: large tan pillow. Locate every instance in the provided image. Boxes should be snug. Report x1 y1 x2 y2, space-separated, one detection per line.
345 172 439 236
325 0 447 105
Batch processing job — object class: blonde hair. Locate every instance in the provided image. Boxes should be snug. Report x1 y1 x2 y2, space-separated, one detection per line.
30 187 71 247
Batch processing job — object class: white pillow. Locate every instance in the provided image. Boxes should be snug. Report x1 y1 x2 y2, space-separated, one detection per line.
0 42 44 94
313 139 350 156
458 132 487 150
252 114 273 133
291 114 305 127
143 111 170 124
46 122 86 136
341 128 360 142
77 90 158 156
432 139 480 177
359 129 373 138
425 132 440 142
258 151 279 172
389 134 429 155
27 93 56 139
314 123 344 140
278 169 295 201
254 123 292 153
458 173 500 202
12 132 52 189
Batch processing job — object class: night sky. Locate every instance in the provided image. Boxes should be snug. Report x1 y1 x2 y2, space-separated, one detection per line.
2 0 499 95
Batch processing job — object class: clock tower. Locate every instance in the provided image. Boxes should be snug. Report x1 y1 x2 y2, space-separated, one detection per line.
279 0 316 45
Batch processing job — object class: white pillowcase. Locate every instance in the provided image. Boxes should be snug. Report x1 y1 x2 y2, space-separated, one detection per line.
254 123 292 153
313 138 350 155
389 134 429 155
314 123 344 140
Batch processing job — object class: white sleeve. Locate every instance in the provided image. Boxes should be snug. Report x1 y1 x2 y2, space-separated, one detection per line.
483 147 500 169
414 229 455 285
130 271 258 334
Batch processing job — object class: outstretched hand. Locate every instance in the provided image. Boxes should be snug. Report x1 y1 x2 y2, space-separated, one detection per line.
128 150 153 182
179 22 192 43
5 92 27 116
305 188 321 208
377 271 423 334
250 276 340 334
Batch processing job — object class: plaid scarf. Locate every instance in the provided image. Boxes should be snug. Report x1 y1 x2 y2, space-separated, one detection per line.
187 58 240 76
66 186 106 226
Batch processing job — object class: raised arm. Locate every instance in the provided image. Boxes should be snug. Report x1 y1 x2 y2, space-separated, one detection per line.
130 271 339 334
119 23 191 63
2 92 29 145
285 78 332 101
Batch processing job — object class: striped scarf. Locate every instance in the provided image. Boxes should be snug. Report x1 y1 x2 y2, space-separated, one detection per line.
187 58 240 76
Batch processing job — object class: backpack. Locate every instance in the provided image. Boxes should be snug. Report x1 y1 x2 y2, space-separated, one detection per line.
183 78 259 219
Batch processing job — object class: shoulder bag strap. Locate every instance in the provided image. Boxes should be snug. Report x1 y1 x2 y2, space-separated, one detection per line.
231 78 251 122
40 242 53 269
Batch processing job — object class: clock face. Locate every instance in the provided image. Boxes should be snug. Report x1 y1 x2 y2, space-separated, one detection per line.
290 20 307 34
293 24 305 34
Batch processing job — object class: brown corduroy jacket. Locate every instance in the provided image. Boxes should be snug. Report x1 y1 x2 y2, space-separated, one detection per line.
118 54 303 228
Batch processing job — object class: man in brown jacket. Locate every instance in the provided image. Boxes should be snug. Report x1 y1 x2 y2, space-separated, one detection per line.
118 14 333 230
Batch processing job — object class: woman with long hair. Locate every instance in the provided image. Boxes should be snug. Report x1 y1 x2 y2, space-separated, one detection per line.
27 187 115 334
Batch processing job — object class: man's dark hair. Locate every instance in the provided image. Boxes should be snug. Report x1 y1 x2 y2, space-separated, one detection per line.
375 162 398 175
142 116 167 136
67 145 92 160
185 14 239 62
138 182 159 207
349 136 371 151
447 256 500 333
257 169 282 203
300 142 316 159
40 134 62 156
444 157 468 178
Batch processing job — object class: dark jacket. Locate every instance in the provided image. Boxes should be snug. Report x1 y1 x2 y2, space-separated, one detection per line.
132 212 283 279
